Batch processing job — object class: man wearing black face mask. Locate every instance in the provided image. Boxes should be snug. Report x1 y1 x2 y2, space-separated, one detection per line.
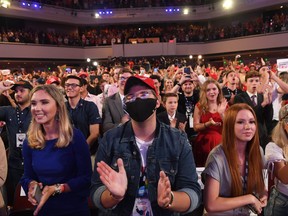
91 75 201 216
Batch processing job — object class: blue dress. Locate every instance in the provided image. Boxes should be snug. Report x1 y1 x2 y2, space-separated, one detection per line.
20 129 92 216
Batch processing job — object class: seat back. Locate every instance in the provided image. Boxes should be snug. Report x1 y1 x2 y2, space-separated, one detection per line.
9 183 34 216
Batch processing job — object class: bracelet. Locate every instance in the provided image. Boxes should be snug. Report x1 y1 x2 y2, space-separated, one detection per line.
52 184 64 196
165 191 174 208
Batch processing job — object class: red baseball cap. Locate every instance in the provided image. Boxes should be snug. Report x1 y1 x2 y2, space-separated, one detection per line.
124 75 158 95
46 76 61 85
78 71 89 78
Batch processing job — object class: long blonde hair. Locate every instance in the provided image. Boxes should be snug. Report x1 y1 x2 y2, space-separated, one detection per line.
198 78 224 113
27 85 73 149
272 117 288 159
222 103 265 196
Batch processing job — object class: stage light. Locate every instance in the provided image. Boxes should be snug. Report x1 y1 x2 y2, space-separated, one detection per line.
223 0 233 9
0 0 11 8
183 8 189 15
189 55 193 59
93 61 98 66
98 10 112 16
87 58 91 63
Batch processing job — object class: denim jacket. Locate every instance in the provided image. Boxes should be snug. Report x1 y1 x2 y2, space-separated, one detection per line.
91 120 201 216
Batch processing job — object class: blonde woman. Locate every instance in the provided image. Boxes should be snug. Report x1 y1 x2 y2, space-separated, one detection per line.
20 85 92 216
265 104 288 216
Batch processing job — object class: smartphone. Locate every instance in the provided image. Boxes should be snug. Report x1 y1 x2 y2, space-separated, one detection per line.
153 68 158 73
184 67 191 75
246 193 260 214
33 184 42 203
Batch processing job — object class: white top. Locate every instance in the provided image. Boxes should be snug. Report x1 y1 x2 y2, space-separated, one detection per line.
265 142 288 196
271 83 282 121
132 137 154 216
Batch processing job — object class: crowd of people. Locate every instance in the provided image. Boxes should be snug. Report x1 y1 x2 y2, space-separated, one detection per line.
1 11 287 46
30 0 219 10
1 58 288 215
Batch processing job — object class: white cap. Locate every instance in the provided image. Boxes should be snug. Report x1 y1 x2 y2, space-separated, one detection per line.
0 69 11 76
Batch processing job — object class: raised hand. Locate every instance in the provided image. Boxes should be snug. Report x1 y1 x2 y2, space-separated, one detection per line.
178 121 187 132
157 171 172 209
97 158 128 199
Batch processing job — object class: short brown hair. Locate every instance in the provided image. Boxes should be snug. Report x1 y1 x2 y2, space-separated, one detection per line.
162 92 179 103
245 70 261 82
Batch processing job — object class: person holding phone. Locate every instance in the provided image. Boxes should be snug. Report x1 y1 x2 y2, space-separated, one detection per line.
20 85 92 216
203 103 267 215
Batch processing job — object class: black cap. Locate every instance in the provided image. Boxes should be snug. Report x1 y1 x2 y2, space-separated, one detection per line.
11 80 33 90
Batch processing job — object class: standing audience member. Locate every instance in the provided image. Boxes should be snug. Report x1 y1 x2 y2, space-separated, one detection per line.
102 69 133 133
203 103 267 215
0 80 32 208
20 85 92 216
222 70 243 105
173 75 200 141
91 75 201 215
265 104 288 216
150 74 166 114
64 75 101 153
193 78 227 167
80 78 99 107
162 78 174 94
234 71 273 149
157 93 187 132
95 79 108 118
0 137 7 216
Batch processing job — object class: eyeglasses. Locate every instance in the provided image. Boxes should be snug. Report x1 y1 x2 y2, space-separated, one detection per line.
64 83 81 88
119 76 130 81
124 89 155 103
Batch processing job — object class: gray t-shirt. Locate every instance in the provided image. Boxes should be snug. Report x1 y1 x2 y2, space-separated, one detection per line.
203 145 256 216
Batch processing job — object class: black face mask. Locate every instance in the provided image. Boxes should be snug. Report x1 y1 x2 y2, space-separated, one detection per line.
125 98 157 122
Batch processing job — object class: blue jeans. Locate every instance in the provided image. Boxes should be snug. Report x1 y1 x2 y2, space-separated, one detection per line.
265 187 288 216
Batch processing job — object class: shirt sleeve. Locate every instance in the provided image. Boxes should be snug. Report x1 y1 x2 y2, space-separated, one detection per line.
203 152 221 182
265 142 285 162
20 139 38 194
86 102 102 125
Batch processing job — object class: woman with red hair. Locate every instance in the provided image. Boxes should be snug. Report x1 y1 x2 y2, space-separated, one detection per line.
203 103 267 215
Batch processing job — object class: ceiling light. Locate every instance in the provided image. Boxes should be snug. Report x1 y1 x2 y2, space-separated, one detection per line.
183 8 189 15
223 0 233 9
